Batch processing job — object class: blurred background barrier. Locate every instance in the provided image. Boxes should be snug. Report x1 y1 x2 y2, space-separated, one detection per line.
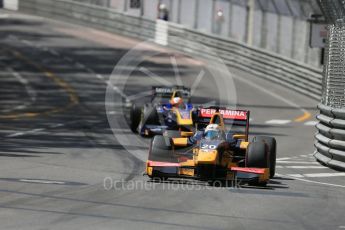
3 0 18 10
314 0 345 171
18 0 323 100
71 0 324 69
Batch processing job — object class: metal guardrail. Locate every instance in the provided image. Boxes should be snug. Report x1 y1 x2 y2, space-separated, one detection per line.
18 0 323 101
314 0 345 171
315 103 345 170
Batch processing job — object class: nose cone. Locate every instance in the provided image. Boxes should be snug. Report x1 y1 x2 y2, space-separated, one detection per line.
197 150 217 164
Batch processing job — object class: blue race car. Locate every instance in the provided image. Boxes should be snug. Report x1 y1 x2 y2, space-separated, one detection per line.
129 86 194 137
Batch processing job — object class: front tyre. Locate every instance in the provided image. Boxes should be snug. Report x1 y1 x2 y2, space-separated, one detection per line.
253 136 277 178
246 142 269 186
129 103 142 133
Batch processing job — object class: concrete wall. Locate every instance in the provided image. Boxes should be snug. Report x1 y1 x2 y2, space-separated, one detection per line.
278 16 293 58
196 0 212 33
292 19 309 63
179 0 196 28
230 4 247 43
252 10 263 48
143 0 158 20
265 12 279 53
110 0 124 11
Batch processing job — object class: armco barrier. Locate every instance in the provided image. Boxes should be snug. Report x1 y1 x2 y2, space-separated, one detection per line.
18 0 323 101
315 104 345 170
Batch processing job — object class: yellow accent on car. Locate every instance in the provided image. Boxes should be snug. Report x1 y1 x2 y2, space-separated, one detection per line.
259 168 270 182
146 165 153 176
172 138 188 146
233 134 246 139
174 108 193 126
240 141 249 149
180 160 195 167
181 131 194 137
196 150 217 164
179 168 194 176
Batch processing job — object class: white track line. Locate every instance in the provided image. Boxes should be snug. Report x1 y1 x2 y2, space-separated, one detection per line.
21 39 33 46
276 173 345 188
303 173 345 178
285 173 345 178
96 74 104 80
283 166 327 169
5 123 68 138
304 121 318 126
276 161 319 164
7 67 37 102
276 157 292 161
19 179 65 185
265 119 291 125
5 128 46 138
32 128 44 132
108 111 121 115
0 67 37 113
48 49 60 56
64 57 73 62
75 62 86 68
51 123 64 128
6 132 25 138
0 14 9 19
286 174 304 178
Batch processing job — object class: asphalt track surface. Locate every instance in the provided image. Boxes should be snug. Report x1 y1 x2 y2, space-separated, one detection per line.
0 11 344 230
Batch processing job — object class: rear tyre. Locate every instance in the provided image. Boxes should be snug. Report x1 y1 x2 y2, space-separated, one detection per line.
129 103 142 133
144 105 159 124
246 142 269 186
253 136 277 178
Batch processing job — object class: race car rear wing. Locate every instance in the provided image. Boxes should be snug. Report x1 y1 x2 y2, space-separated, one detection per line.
152 86 191 97
195 107 250 141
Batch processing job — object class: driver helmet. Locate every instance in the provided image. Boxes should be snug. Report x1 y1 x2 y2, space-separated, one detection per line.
171 96 183 106
204 124 221 140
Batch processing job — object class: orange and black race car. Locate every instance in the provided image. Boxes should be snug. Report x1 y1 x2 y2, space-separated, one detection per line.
145 107 277 186
129 86 194 137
